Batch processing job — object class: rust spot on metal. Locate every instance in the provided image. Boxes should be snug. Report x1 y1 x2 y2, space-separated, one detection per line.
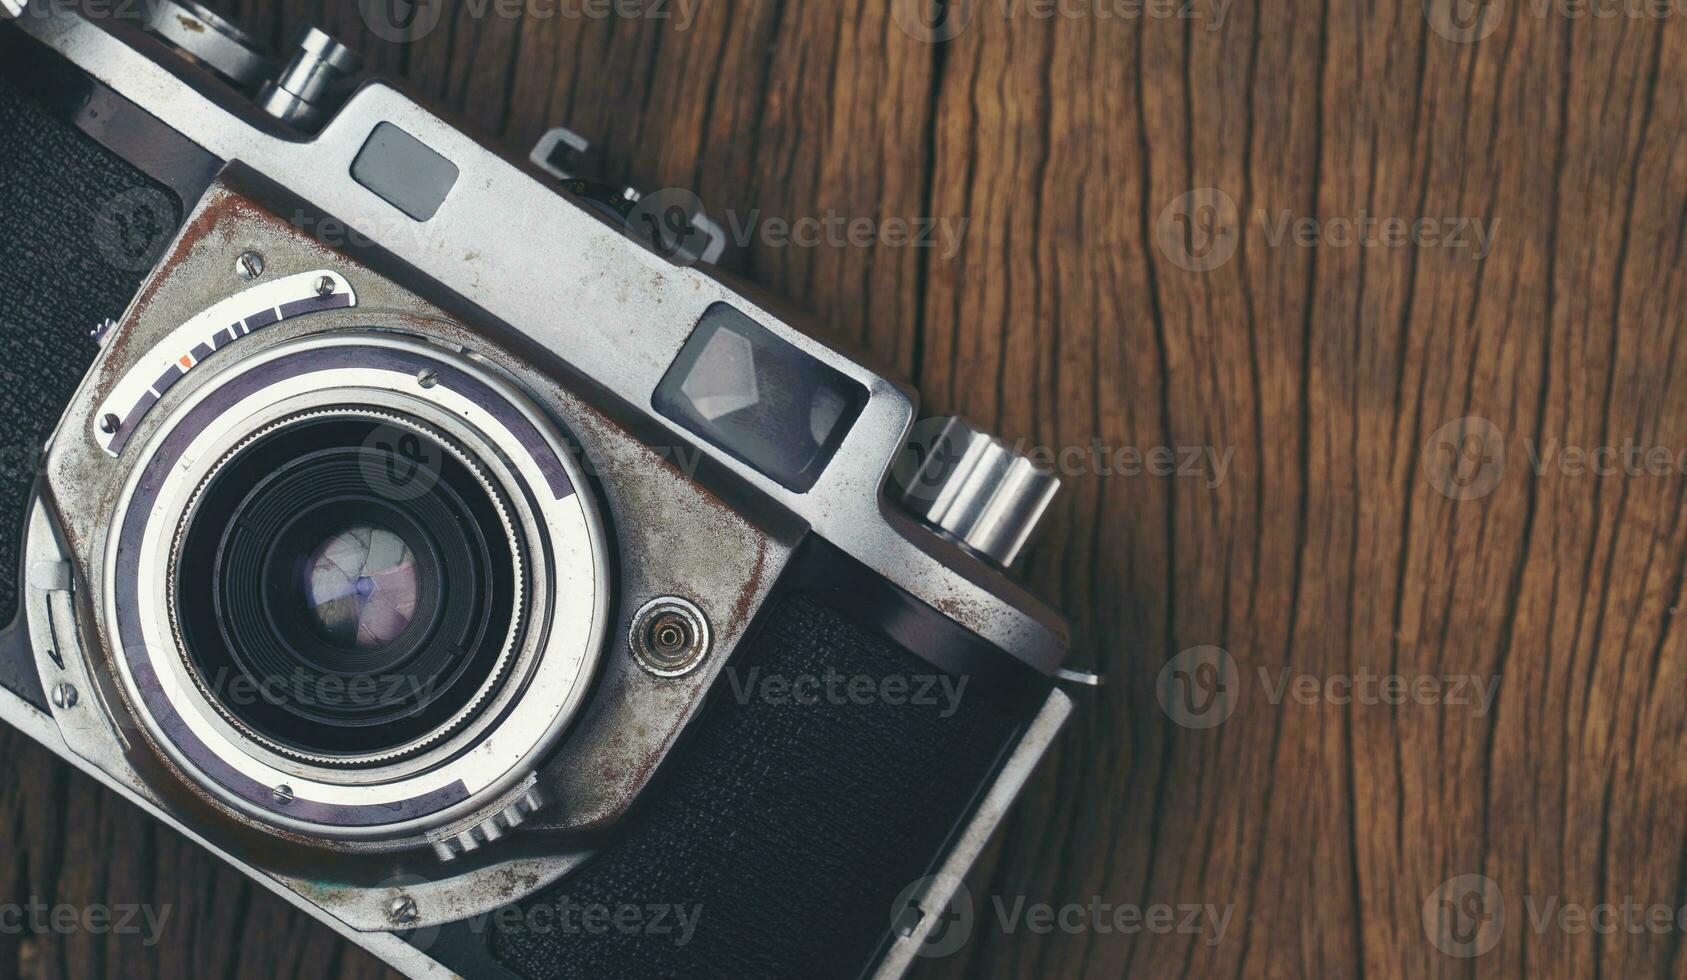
730 542 768 633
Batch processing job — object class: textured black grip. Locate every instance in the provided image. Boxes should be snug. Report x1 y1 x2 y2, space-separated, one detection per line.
0 70 179 623
479 592 1039 980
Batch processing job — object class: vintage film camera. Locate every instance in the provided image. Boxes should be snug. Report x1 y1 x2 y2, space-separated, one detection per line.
0 2 1086 976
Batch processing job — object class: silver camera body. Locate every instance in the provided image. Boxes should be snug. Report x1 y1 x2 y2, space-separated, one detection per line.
0 3 1079 977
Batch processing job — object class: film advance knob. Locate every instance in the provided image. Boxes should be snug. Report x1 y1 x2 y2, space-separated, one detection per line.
257 26 364 130
896 417 1060 568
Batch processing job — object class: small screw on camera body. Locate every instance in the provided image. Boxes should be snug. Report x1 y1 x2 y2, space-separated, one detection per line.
235 251 265 281
50 683 77 709
387 895 419 925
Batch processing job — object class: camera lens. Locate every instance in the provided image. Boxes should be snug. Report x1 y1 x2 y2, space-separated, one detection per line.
171 411 523 761
302 525 420 649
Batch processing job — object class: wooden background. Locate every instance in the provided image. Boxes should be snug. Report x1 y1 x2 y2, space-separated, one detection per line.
3 0 1686 976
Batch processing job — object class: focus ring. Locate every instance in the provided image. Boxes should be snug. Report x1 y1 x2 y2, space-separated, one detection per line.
166 407 528 767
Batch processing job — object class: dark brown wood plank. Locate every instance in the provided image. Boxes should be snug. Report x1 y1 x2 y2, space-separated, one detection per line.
3 0 1685 977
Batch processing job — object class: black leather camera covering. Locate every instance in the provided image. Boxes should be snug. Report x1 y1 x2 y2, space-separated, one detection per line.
0 72 179 626
461 590 1040 980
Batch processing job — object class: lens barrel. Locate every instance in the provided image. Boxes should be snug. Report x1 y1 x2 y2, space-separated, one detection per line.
172 412 521 760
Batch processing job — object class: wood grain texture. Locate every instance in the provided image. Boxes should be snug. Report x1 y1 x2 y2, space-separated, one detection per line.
3 0 1684 976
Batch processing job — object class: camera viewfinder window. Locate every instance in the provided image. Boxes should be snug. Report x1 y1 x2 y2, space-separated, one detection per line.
653 303 868 492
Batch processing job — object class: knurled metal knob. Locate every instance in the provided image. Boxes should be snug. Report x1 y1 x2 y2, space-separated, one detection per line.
896 417 1060 568
431 777 548 862
257 26 363 130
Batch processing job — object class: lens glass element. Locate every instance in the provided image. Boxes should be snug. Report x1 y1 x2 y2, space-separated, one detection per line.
303 525 420 649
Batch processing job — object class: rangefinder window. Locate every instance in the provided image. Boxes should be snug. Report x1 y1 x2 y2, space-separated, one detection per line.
653 303 869 492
